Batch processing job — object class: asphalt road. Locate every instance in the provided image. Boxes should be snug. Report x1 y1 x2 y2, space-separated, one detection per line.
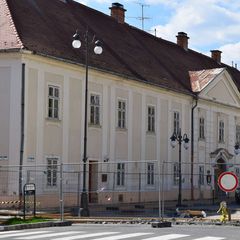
0 223 239 240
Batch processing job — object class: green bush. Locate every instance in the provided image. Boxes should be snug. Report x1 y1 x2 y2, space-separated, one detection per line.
4 216 50 225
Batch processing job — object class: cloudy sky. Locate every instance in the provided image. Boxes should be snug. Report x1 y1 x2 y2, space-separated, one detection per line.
76 0 240 68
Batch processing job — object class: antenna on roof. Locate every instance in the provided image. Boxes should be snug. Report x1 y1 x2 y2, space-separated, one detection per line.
136 2 150 30
127 2 150 30
147 28 158 37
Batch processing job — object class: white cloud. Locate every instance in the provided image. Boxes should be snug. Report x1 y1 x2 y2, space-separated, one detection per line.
145 0 182 8
152 0 240 50
220 42 240 67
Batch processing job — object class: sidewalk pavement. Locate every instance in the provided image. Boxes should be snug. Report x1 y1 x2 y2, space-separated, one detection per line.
1 201 240 224
183 202 240 220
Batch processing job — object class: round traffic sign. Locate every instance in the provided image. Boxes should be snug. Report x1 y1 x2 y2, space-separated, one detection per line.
218 172 239 192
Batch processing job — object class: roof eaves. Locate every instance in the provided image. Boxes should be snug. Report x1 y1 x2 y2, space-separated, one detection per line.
30 50 195 97
0 48 21 53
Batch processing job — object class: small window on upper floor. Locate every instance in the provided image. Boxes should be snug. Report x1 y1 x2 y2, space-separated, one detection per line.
48 86 59 119
90 94 100 126
117 100 126 129
236 125 240 144
173 111 180 134
147 105 155 133
218 120 225 143
199 117 205 140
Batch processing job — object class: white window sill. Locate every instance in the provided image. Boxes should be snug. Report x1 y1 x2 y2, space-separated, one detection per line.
116 127 128 132
89 124 102 128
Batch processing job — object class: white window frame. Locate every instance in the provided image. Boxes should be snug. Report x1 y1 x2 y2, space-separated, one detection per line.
116 163 125 186
173 162 179 186
46 156 59 187
218 120 225 143
47 85 60 119
147 105 155 133
173 111 180 134
147 163 154 185
199 117 205 140
199 165 204 185
117 99 127 129
90 93 100 126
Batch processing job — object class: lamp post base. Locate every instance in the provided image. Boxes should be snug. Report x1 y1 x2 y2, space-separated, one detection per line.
80 192 89 217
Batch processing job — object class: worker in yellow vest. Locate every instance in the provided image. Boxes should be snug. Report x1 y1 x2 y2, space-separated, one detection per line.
217 201 228 223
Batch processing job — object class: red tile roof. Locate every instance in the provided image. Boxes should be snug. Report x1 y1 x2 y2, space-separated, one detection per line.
0 0 23 49
189 68 225 92
2 0 240 95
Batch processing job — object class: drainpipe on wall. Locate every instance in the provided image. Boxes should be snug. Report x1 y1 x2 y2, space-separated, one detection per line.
191 96 198 200
19 63 25 208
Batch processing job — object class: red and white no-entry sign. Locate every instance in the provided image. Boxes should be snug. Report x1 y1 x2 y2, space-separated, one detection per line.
218 172 239 192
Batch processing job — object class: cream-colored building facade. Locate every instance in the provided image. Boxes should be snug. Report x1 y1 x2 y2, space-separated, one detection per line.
1 50 240 205
1 0 240 207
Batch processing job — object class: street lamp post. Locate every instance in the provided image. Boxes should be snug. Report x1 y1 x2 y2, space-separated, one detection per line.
72 28 103 217
170 128 189 207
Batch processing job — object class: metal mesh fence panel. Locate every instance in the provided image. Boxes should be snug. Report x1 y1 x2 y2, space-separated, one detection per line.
0 161 237 218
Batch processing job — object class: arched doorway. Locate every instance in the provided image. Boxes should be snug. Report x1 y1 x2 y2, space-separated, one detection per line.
210 148 233 199
214 158 227 198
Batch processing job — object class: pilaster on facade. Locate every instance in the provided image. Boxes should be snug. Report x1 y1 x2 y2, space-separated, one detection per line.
166 99 172 191
181 103 186 172
228 115 235 153
22 62 28 166
8 61 21 166
156 97 161 163
193 105 199 162
193 105 202 188
205 108 211 165
109 85 116 162
102 84 109 163
62 74 69 164
141 93 146 161
36 69 44 164
80 75 85 163
140 93 146 188
209 108 214 155
128 89 133 164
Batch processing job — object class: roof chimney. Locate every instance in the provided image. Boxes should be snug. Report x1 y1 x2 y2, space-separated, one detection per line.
109 2 126 24
211 50 222 63
176 32 189 51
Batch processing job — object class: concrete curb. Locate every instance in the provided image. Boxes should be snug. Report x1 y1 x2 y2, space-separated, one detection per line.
151 221 172 228
173 220 240 227
69 218 240 227
0 221 72 231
